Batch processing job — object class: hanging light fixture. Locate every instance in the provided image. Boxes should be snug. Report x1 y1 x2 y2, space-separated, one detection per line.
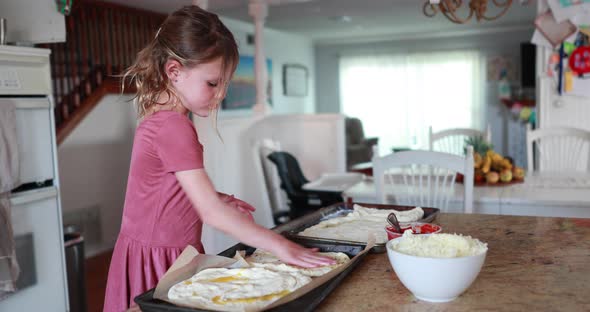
423 0 513 24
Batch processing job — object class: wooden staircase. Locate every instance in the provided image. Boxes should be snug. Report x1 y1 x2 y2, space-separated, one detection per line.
36 1 166 145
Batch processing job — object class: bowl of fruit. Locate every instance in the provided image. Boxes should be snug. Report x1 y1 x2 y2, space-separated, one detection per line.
458 136 525 186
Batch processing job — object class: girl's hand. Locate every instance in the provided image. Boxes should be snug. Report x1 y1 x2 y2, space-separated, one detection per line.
272 240 337 268
231 197 256 214
126 304 141 311
221 194 255 220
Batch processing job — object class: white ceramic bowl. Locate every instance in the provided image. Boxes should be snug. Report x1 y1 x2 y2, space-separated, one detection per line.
386 237 487 302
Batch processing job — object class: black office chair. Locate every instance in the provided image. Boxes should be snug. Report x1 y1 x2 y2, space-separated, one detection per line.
266 151 343 220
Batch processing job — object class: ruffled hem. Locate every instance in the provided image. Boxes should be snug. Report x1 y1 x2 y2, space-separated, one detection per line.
103 234 200 312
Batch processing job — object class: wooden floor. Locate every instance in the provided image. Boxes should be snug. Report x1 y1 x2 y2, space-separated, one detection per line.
85 249 113 312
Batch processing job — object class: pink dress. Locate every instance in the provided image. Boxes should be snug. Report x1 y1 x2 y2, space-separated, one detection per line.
104 111 205 312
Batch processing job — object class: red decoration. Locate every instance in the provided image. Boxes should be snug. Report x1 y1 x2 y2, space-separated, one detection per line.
569 46 590 76
501 98 535 109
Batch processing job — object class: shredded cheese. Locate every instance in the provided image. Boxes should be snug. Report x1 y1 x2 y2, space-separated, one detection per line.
390 232 487 258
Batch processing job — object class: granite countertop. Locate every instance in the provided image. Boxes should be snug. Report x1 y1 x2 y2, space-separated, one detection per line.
316 213 590 311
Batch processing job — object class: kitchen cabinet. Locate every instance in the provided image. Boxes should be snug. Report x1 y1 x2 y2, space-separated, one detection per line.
0 46 68 311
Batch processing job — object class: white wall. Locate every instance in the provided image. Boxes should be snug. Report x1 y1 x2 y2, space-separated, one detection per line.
0 0 65 43
58 95 137 257
195 113 346 254
57 16 316 257
220 17 316 116
315 28 534 159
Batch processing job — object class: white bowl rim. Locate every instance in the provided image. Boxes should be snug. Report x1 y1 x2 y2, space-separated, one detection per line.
386 236 488 260
395 221 442 227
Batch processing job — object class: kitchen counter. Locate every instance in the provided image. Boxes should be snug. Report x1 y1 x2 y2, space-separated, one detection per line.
316 213 590 311
343 175 590 218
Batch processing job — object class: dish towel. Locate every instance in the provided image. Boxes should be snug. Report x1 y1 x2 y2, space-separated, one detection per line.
0 102 20 300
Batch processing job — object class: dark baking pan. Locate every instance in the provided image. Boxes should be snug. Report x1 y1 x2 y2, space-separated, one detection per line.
276 202 440 253
134 237 368 312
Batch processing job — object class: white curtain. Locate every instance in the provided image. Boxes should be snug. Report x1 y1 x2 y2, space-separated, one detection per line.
339 50 484 155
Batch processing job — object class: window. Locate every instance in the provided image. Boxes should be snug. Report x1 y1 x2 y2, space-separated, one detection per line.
339 50 484 155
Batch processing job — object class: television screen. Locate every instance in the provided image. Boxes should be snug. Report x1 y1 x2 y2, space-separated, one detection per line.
521 43 536 89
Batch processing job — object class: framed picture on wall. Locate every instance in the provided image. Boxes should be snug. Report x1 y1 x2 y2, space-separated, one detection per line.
222 55 272 110
282 64 308 97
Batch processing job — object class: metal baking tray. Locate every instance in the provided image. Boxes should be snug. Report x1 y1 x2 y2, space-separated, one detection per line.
277 202 440 253
134 237 368 312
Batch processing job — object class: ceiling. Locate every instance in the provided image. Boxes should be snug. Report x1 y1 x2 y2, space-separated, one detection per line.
104 0 537 44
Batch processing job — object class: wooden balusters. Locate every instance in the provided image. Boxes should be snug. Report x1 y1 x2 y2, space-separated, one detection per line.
38 1 165 135
67 15 79 107
79 7 91 96
112 10 120 73
126 14 132 67
105 9 113 76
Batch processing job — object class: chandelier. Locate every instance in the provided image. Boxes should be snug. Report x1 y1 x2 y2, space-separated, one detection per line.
423 0 513 24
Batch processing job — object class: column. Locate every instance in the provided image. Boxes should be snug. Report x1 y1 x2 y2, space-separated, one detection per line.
249 0 271 114
193 0 209 10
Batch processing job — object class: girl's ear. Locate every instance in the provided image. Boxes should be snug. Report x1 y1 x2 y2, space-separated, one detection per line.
165 59 182 82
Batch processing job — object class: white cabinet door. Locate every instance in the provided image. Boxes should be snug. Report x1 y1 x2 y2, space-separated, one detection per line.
2 187 68 312
538 77 590 131
5 97 55 185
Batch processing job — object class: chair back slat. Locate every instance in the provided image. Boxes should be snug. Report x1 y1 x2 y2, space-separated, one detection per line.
527 124 590 173
253 139 284 213
429 125 491 156
373 147 474 213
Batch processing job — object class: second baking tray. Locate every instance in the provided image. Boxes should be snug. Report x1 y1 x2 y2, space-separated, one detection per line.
134 237 368 312
276 202 440 253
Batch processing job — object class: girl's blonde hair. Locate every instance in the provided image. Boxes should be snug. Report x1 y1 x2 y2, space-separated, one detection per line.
123 5 239 118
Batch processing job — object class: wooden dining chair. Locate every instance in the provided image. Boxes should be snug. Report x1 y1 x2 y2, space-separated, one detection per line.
429 125 491 156
526 124 590 173
373 145 475 213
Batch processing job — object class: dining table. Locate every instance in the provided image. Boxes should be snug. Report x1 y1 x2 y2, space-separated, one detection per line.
314 213 590 311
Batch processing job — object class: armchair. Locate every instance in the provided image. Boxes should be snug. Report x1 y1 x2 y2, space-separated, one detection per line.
345 117 379 169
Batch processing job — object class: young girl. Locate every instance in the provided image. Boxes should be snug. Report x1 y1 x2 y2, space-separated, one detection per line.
104 5 334 312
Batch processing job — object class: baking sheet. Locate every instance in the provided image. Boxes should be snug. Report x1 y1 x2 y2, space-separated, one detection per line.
134 237 372 312
278 202 440 253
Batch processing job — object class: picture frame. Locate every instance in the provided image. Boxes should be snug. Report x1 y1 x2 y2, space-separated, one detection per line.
222 55 272 110
282 64 308 97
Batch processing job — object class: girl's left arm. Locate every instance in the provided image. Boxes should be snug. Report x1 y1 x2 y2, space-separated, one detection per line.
176 169 335 268
217 192 256 220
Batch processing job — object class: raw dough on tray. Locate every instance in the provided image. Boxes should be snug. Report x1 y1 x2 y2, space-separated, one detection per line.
168 250 350 311
245 249 350 277
168 267 311 312
299 204 424 244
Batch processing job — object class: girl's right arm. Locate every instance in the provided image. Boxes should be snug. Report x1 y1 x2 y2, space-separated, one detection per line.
175 168 335 268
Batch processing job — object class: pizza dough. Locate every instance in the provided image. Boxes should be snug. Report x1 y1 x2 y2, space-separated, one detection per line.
168 267 311 312
245 249 350 277
299 204 425 244
167 249 351 311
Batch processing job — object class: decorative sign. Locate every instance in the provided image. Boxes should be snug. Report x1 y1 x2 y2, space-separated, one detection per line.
569 46 590 75
0 67 21 90
559 0 590 8
486 56 516 81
